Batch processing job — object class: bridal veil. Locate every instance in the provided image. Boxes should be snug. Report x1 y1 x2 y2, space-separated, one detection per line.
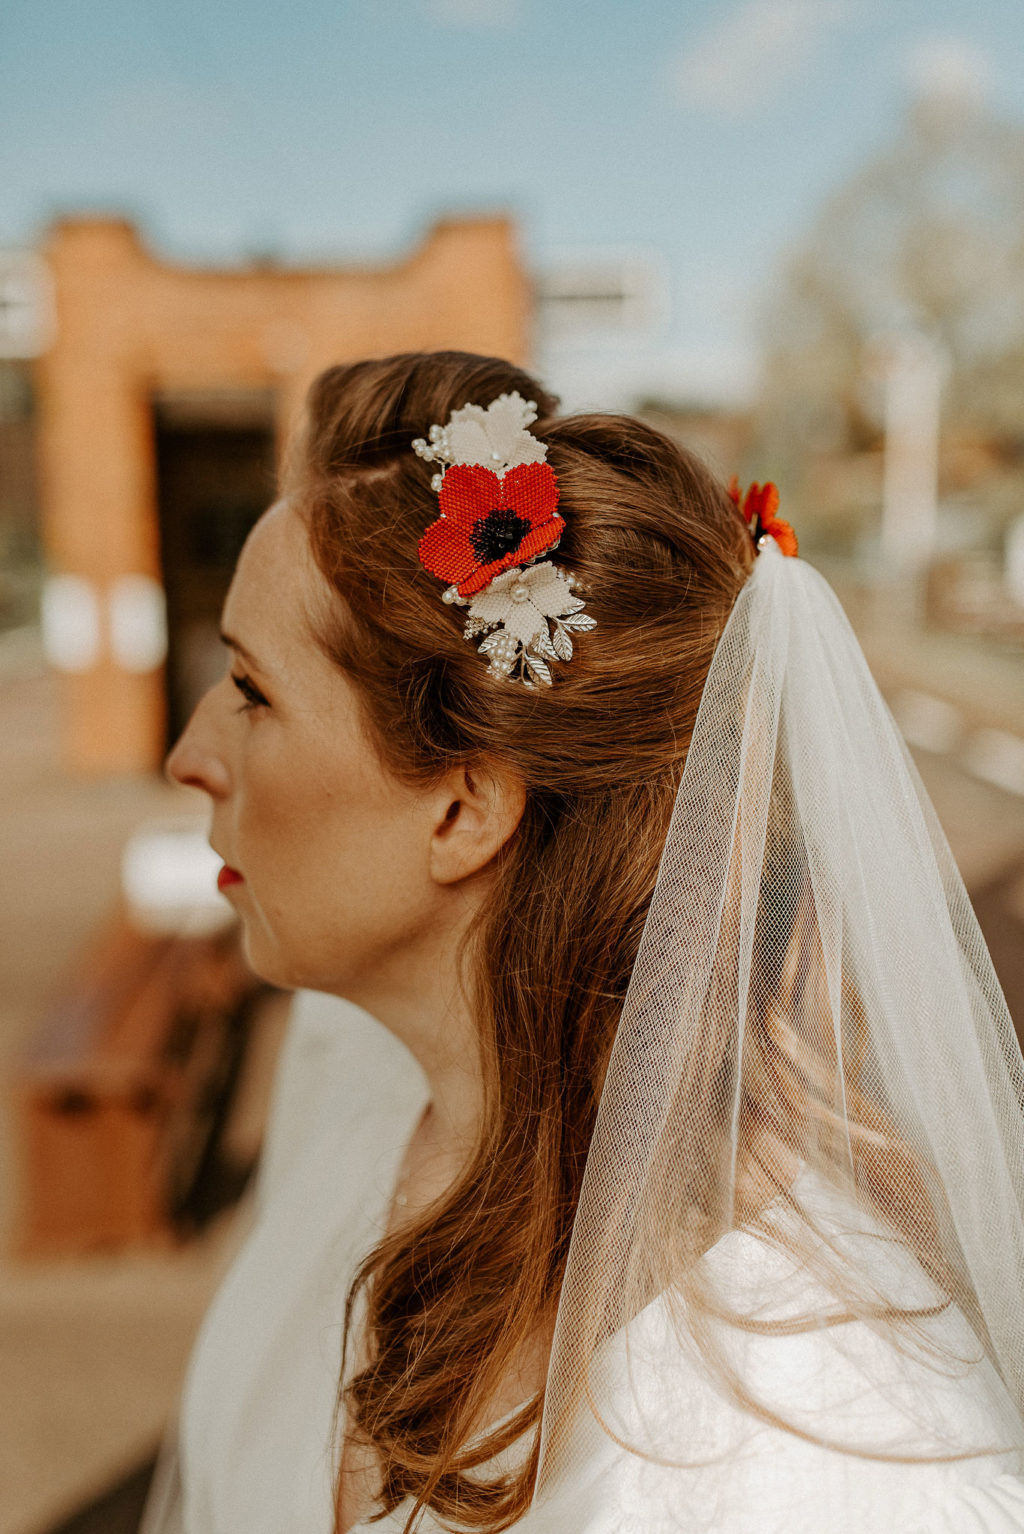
533 537 1024 1523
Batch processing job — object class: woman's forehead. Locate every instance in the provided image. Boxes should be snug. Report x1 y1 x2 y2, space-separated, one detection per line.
223 501 328 667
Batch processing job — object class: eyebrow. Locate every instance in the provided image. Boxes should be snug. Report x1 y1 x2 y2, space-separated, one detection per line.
219 630 267 673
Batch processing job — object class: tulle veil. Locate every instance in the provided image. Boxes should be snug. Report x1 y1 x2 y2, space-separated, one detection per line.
531 537 1024 1525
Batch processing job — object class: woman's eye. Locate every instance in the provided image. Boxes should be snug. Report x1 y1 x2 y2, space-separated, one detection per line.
231 672 269 712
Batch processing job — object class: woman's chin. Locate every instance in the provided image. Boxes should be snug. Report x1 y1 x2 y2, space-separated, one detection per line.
236 926 297 993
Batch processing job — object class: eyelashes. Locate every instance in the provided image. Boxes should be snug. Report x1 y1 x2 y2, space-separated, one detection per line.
231 672 269 712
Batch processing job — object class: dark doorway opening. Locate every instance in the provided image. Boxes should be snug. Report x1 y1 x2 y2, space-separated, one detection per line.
154 391 277 749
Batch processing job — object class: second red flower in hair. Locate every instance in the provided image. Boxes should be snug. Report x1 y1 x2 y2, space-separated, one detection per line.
728 477 798 558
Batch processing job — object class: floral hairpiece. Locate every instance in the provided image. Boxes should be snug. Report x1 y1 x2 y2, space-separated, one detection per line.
728 477 798 558
413 392 595 687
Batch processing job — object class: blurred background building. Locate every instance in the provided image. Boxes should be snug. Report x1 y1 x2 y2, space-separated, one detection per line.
29 213 527 772
2 2 1024 1532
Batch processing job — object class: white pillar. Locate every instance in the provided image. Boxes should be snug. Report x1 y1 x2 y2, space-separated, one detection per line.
1006 514 1024 608
879 333 944 576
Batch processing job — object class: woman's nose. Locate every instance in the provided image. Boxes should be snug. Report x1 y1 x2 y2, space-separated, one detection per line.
164 694 231 797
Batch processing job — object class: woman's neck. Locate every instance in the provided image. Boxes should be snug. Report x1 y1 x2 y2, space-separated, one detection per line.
340 909 486 1153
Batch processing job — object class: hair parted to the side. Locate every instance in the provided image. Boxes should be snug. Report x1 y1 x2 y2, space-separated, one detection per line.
282 351 754 1531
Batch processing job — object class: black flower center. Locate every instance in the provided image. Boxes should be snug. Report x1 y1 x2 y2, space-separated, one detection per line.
470 509 531 565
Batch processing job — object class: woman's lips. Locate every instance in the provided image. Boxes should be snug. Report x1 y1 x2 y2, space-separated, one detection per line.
217 865 244 891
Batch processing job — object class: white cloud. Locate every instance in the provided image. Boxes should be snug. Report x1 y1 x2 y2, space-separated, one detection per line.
423 0 521 28
668 0 848 114
908 36 993 110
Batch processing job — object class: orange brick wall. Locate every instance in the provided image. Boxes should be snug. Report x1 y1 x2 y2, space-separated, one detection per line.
36 216 531 774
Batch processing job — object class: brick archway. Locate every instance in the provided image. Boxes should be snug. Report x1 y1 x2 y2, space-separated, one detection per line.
36 216 531 773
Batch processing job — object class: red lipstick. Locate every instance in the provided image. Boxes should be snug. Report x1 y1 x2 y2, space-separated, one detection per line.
217 865 244 891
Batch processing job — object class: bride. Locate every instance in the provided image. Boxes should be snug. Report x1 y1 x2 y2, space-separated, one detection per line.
148 350 1024 1532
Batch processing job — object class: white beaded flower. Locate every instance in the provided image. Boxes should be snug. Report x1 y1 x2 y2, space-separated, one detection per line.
456 562 597 687
412 391 547 481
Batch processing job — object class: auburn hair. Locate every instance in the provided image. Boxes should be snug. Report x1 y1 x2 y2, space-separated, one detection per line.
283 351 754 1531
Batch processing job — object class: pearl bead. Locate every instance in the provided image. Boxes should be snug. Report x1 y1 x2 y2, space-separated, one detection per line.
510 582 529 603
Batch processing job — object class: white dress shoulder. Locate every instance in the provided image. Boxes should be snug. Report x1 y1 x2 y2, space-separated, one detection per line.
143 990 1024 1534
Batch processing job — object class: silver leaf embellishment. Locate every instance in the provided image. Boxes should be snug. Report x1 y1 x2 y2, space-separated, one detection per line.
533 628 560 661
552 624 573 662
524 652 553 687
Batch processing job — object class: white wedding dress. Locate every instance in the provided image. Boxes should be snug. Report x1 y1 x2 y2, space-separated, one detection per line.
141 988 1024 1534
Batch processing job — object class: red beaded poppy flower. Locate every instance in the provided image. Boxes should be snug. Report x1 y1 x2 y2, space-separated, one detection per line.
418 461 565 598
728 477 798 558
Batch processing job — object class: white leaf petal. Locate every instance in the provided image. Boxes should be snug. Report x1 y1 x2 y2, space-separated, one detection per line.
447 417 495 466
468 588 512 625
504 434 548 470
552 624 573 662
504 601 547 644
561 612 597 633
482 395 531 462
536 579 576 616
447 403 490 432
529 572 576 618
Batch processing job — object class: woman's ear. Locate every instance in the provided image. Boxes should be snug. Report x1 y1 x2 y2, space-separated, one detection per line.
429 763 526 886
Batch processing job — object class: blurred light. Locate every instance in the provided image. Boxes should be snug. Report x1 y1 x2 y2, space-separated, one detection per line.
109 574 168 672
890 689 964 755
0 249 55 359
1006 515 1024 609
41 575 101 672
962 730 1024 799
121 817 235 936
909 36 992 111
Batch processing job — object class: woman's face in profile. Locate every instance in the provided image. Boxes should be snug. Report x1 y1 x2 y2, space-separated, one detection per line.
165 501 446 995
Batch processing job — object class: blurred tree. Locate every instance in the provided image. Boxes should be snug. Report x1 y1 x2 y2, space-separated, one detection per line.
756 80 1024 549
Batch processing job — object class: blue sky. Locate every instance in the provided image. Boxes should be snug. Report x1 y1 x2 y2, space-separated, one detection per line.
3 0 1023 404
